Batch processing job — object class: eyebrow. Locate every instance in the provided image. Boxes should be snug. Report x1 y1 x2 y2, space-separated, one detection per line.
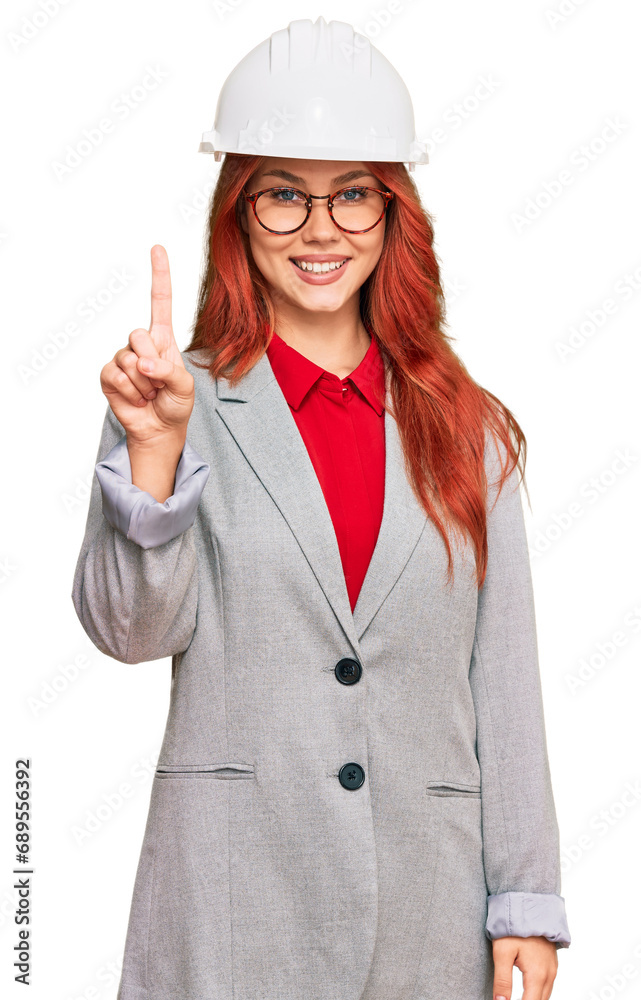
259 168 380 187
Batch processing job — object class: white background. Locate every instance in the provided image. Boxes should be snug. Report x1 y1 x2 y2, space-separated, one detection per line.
2 1 640 998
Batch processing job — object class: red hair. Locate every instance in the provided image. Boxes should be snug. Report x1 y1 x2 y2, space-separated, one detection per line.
186 153 527 590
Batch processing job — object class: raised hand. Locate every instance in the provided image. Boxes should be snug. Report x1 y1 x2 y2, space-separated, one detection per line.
100 245 195 446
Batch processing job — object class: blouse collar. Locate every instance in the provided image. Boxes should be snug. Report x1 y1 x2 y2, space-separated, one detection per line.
265 327 386 415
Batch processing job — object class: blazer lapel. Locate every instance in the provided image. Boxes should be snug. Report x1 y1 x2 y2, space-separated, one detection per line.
214 350 428 653
351 397 428 641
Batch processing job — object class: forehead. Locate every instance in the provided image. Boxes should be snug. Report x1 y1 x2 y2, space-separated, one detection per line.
252 158 380 187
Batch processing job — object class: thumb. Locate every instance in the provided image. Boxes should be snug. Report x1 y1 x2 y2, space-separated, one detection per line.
493 956 514 1000
137 355 192 397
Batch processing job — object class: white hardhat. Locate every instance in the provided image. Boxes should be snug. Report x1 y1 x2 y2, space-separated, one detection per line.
199 16 428 170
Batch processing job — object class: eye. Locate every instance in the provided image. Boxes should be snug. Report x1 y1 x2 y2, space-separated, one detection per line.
335 186 369 202
270 187 305 203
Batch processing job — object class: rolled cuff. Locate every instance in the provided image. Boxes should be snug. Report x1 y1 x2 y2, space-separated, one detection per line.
95 436 210 549
485 892 571 949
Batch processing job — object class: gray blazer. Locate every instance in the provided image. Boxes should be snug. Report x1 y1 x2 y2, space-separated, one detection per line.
72 347 571 1000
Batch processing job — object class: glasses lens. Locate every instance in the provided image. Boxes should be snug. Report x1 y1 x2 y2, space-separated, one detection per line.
253 187 388 233
254 188 308 232
331 187 386 232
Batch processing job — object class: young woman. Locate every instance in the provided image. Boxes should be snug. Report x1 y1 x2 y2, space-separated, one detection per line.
72 17 570 1000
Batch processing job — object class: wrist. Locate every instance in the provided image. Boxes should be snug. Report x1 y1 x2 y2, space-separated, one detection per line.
127 428 188 454
126 430 189 503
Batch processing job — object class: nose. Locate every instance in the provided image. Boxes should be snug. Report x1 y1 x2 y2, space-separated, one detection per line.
302 197 340 242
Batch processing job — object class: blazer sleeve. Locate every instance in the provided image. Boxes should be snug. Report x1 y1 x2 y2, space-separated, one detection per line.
468 430 571 949
71 404 210 665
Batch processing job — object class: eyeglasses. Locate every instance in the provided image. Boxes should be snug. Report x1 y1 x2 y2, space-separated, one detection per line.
241 185 394 235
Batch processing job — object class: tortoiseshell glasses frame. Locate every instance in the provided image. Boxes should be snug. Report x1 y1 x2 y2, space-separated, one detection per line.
241 185 395 235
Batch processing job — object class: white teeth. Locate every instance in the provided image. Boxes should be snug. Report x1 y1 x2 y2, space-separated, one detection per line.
294 259 347 272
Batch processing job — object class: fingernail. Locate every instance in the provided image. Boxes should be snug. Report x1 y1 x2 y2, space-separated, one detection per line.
496 995 508 999
145 390 157 398
141 359 154 372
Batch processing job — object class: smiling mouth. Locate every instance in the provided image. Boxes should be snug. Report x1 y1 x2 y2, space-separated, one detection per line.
290 259 349 273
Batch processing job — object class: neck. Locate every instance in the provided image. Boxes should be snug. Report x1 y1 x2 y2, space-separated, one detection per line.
271 299 371 380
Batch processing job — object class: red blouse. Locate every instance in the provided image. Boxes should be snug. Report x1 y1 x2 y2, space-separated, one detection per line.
265 329 386 613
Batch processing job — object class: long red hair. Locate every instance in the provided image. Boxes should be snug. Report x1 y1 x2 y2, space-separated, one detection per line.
186 153 527 590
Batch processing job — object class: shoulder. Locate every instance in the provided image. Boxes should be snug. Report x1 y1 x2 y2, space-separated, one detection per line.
483 424 508 477
181 348 219 393
481 419 523 507
181 346 211 373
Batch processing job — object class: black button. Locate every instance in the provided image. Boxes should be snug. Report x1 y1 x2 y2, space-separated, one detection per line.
335 657 362 685
338 762 365 790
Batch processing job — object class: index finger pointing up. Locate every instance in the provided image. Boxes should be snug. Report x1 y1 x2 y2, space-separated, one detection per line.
150 244 173 333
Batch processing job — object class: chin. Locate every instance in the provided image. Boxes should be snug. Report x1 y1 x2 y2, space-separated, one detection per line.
296 289 350 310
